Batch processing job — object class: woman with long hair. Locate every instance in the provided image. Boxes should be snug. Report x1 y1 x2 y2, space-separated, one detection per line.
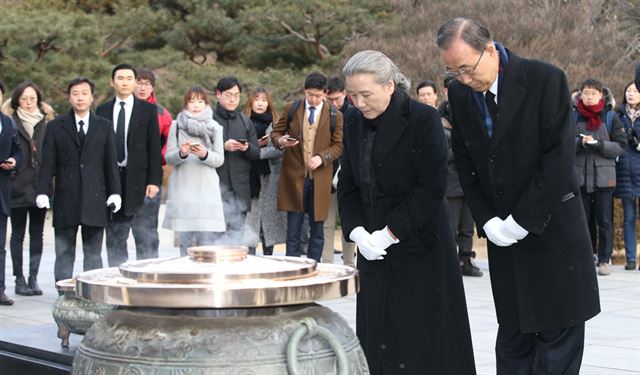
243 87 286 255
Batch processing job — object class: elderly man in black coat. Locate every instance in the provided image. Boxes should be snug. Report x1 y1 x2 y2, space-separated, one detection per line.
0 80 23 305
37 77 121 283
438 17 600 375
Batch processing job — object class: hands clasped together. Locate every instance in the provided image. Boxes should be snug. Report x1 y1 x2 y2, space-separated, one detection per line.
482 215 528 247
349 226 399 261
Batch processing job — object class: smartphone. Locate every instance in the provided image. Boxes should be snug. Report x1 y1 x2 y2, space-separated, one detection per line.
260 134 269 140
286 136 297 142
236 138 248 144
189 142 201 149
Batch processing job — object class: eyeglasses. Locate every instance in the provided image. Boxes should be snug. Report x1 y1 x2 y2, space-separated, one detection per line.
222 92 241 100
136 81 153 88
444 47 486 78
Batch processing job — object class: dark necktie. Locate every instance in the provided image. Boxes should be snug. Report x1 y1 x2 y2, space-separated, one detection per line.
485 91 498 137
308 106 316 125
116 101 126 163
78 120 85 145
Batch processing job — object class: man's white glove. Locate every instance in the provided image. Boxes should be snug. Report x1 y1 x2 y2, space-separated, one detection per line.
106 194 122 213
482 217 517 247
369 226 399 250
502 215 528 240
36 194 50 209
349 226 386 261
635 143 640 152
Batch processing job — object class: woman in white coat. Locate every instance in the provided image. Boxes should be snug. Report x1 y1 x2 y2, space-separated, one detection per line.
164 86 225 255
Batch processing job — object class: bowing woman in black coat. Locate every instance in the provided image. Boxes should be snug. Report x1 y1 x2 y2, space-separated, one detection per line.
338 50 476 375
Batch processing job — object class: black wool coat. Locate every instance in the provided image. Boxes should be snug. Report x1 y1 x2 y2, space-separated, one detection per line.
448 49 601 333
0 113 23 216
37 111 120 228
96 97 162 216
338 93 476 375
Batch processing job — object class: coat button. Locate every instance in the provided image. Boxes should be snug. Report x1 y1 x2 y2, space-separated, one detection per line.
80 164 84 168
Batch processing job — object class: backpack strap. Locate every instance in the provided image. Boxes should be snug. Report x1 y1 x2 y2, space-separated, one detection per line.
605 110 613 134
286 99 302 127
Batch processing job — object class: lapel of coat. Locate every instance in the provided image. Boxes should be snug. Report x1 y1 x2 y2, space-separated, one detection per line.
61 110 80 147
489 53 526 153
84 112 99 146
375 94 410 163
128 98 140 148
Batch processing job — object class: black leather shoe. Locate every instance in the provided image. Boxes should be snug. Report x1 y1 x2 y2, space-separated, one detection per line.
0 292 14 306
460 258 483 277
15 276 35 296
28 276 43 295
625 261 636 271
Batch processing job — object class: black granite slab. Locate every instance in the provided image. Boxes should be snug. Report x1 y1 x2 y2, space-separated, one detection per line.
0 324 81 375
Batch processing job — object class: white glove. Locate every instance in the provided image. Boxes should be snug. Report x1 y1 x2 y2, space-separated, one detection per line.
369 226 399 250
36 194 50 209
332 165 341 190
502 215 528 240
482 217 517 247
349 226 387 261
106 194 122 213
635 143 640 152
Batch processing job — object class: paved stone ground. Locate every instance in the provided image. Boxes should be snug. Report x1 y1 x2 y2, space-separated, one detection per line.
0 209 638 374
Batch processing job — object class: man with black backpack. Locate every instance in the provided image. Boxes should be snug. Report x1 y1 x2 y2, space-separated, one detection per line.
271 72 343 261
212 76 259 245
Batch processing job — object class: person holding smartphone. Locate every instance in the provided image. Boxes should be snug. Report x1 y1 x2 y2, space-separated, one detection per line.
163 86 225 255
212 76 259 245
242 87 286 255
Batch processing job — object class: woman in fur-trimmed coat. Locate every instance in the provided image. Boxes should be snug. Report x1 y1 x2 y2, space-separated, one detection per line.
1 83 55 296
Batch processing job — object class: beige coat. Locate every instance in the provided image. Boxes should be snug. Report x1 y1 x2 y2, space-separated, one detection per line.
271 101 343 221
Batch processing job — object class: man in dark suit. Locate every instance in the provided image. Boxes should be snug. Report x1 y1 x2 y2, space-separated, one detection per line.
0 79 23 305
438 18 600 374
36 77 121 283
96 64 162 266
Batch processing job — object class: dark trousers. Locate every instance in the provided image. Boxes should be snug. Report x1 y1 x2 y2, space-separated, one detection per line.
212 187 247 246
131 190 161 260
581 188 613 263
10 206 46 278
0 214 7 292
496 323 585 375
106 209 134 267
178 231 215 256
447 196 474 259
286 177 324 261
54 225 103 282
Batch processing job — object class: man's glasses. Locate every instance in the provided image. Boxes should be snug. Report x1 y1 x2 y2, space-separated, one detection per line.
444 47 486 78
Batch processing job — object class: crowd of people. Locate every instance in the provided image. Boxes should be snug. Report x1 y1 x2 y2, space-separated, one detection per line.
0 15 637 373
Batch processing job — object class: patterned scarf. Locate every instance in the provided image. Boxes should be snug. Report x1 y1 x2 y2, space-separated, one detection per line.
626 103 640 124
176 105 217 148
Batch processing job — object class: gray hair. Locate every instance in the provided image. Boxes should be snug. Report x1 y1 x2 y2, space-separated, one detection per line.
437 17 492 52
342 50 411 93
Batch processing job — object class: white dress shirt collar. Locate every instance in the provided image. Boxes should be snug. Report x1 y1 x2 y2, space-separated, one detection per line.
74 113 90 132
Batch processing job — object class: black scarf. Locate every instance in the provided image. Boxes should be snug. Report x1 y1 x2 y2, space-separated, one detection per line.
215 103 238 120
249 111 273 198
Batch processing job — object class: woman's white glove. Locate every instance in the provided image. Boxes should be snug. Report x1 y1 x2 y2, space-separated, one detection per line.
369 226 399 250
349 226 386 261
482 217 517 247
36 195 50 209
502 215 528 240
106 194 122 213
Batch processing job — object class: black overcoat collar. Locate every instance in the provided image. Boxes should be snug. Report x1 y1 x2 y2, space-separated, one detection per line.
373 92 411 163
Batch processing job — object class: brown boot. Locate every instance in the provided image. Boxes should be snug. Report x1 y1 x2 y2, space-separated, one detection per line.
0 291 14 306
